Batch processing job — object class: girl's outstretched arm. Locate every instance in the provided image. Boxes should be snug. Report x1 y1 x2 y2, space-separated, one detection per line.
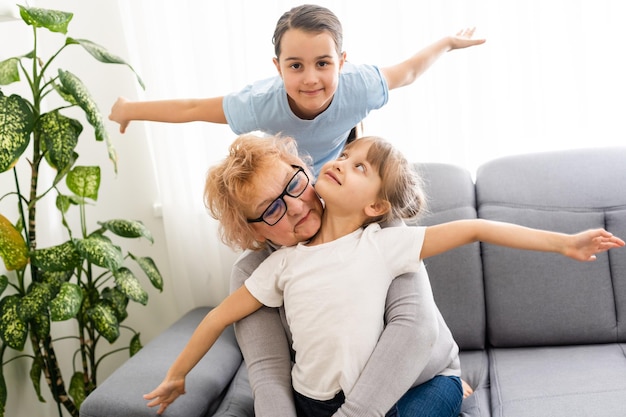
421 219 625 262
381 28 486 90
144 285 262 415
109 96 227 133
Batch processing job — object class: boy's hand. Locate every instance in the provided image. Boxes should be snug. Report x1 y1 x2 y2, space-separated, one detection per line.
143 377 186 415
566 229 625 261
448 27 486 50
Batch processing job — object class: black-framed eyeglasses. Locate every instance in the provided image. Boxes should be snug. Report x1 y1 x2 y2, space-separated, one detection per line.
247 165 310 226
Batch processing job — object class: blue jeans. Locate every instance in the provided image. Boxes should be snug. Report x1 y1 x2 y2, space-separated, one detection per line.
294 375 462 417
387 375 463 417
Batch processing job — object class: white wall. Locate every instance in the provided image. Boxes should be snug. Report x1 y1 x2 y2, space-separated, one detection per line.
0 2 178 415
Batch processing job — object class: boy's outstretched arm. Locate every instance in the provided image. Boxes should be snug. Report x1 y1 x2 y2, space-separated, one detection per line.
109 96 228 133
144 286 262 415
381 28 486 90
421 219 625 262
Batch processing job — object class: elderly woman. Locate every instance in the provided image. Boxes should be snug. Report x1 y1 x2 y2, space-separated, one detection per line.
203 133 466 417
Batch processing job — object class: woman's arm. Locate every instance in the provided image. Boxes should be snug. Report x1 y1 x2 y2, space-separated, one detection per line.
108 96 227 133
421 219 625 261
332 266 439 417
230 249 298 417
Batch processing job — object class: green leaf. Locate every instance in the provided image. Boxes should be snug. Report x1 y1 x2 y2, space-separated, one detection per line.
67 38 145 90
69 372 86 410
66 165 100 200
18 5 73 34
18 282 53 321
38 110 82 171
58 69 118 172
0 367 6 416
130 333 142 356
0 275 7 296
29 355 46 402
55 194 71 214
29 311 51 340
0 58 20 86
130 254 163 292
75 236 123 271
0 295 28 350
101 287 128 322
50 282 82 321
87 302 119 343
0 213 29 270
114 267 148 305
39 270 72 292
99 219 154 243
31 240 81 272
0 92 34 173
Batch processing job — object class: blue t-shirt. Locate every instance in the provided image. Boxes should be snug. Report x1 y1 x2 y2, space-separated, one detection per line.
223 62 389 177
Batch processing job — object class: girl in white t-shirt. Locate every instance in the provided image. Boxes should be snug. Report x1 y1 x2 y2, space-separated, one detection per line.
144 135 624 417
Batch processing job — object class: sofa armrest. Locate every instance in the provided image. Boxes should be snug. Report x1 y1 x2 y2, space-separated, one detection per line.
80 307 244 417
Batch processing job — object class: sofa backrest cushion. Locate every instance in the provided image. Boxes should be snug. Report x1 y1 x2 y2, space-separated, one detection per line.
476 147 626 347
413 162 486 350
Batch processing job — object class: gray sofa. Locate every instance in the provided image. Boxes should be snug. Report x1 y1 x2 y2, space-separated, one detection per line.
80 147 626 417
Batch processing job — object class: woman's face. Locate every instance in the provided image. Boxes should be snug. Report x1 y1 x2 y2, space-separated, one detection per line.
248 161 323 247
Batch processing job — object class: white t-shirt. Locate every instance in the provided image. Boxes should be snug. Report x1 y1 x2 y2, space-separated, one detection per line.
245 223 429 400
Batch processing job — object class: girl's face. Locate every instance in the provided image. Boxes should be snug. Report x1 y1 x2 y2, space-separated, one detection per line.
315 140 384 219
248 161 324 247
273 28 345 120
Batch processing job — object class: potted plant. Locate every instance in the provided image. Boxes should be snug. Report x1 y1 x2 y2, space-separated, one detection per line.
0 5 163 417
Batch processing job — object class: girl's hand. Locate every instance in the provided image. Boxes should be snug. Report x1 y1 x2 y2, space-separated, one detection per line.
566 229 625 261
109 96 131 134
448 27 486 50
143 377 186 415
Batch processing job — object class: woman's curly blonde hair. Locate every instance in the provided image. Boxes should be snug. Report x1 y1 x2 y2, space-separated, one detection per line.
204 134 310 251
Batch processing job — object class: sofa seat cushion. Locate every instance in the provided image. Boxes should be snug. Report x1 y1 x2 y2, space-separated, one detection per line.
459 350 491 417
80 307 243 417
489 343 626 417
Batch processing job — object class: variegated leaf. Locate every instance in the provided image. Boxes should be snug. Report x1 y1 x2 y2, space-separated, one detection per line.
130 333 142 356
29 310 51 340
0 275 7 296
58 69 118 172
29 354 45 402
17 5 72 34
75 236 123 271
87 302 119 343
129 253 163 291
66 165 100 200
0 92 34 173
18 282 53 321
0 58 20 86
31 240 80 272
67 38 145 90
99 219 153 243
114 267 148 305
37 110 82 171
50 282 82 321
0 213 29 271
0 295 27 350
101 287 128 322
69 372 86 410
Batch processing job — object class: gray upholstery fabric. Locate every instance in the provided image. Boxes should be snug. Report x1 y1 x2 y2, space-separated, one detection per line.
489 344 626 417
210 363 254 417
413 162 486 351
80 307 243 417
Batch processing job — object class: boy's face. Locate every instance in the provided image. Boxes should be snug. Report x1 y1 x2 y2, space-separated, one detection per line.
247 161 323 247
315 140 384 220
273 28 345 120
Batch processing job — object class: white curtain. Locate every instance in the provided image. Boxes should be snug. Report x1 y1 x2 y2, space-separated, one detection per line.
116 0 626 308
